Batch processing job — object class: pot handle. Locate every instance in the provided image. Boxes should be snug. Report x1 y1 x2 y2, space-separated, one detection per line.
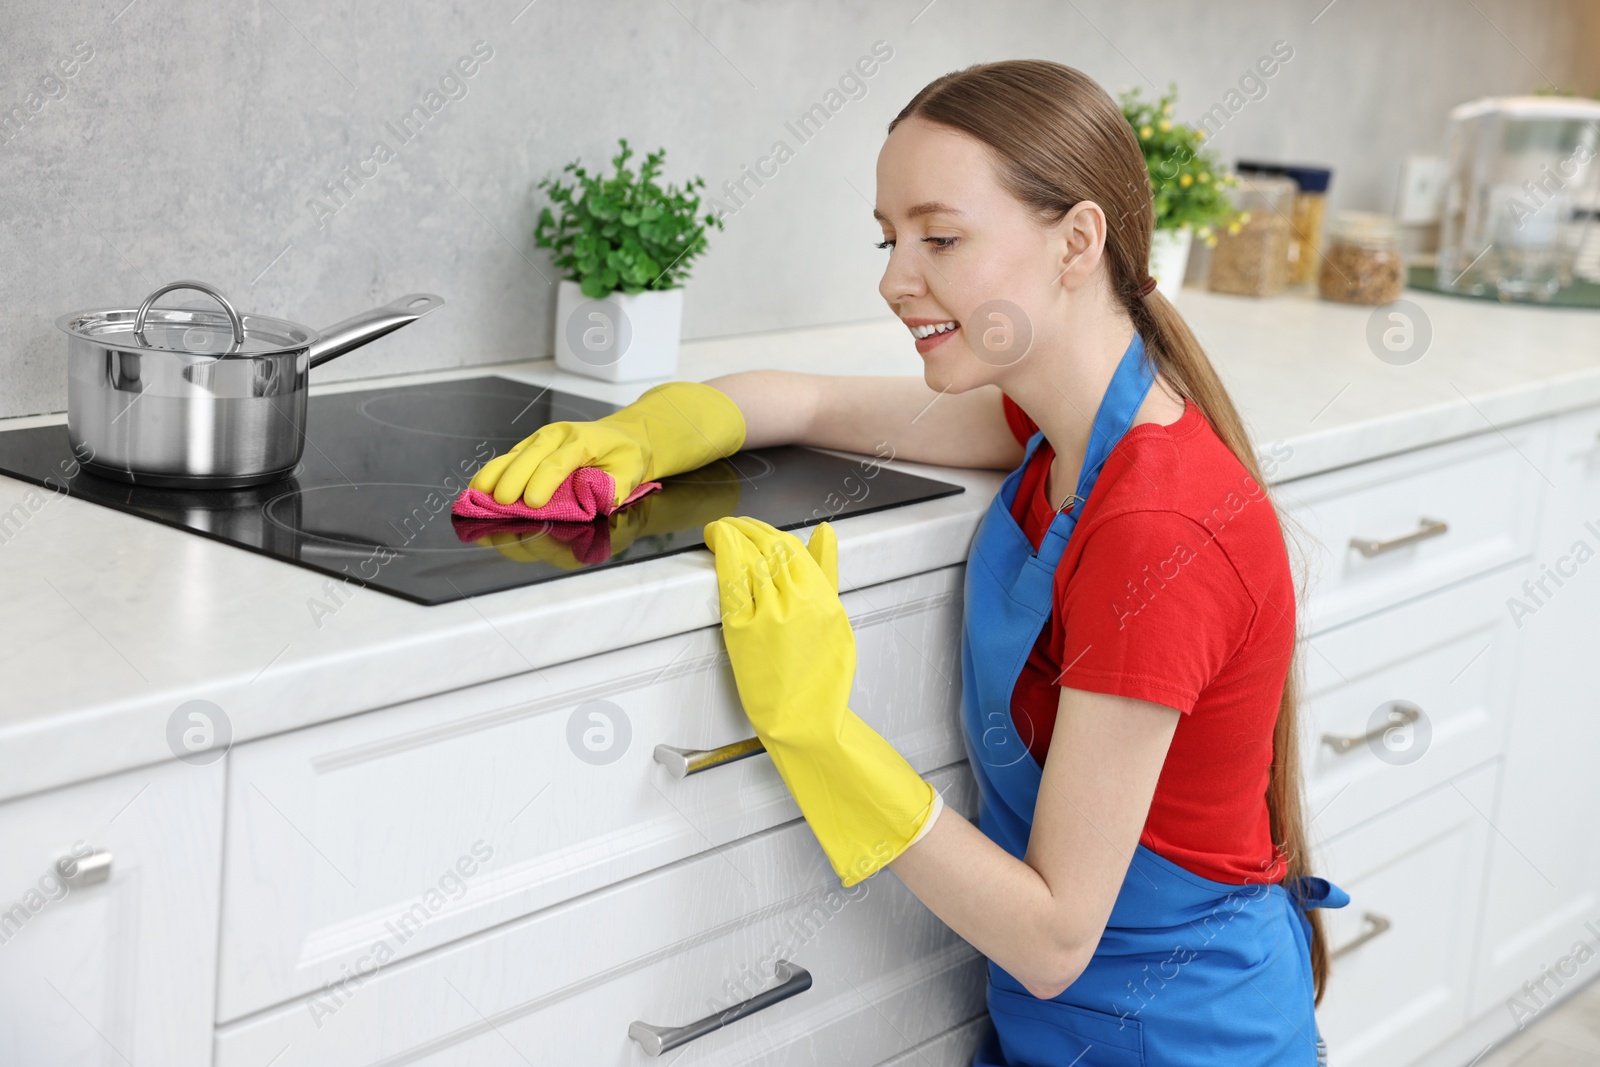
133 280 246 347
307 293 445 370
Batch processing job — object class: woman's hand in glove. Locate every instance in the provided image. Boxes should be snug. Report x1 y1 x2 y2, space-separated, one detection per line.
469 381 746 509
702 516 942 886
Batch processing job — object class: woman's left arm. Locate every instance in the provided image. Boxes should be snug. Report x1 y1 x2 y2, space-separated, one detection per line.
889 686 1180 1000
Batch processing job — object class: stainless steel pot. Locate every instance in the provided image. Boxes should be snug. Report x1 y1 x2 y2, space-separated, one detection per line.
58 280 444 488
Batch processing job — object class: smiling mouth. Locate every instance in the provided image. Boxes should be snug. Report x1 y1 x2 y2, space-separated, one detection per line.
909 320 958 339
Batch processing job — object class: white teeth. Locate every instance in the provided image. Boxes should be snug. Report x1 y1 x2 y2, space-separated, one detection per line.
911 321 957 339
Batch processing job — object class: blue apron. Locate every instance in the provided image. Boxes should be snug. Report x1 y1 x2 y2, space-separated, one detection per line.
959 334 1348 1067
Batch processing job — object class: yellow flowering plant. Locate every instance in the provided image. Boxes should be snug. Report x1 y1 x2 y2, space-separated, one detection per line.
1120 85 1236 246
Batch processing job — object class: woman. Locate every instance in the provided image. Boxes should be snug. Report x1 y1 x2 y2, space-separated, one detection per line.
471 60 1345 1067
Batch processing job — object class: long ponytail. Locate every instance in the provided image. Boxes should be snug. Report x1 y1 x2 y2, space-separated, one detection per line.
891 61 1329 1002
1134 291 1327 1003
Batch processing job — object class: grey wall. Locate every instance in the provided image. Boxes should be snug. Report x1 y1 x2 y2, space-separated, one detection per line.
2 0 1595 418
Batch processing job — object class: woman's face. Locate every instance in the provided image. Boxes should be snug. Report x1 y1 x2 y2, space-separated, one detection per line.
875 116 1092 393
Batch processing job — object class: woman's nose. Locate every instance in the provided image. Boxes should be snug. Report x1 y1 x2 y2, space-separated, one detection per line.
879 246 928 307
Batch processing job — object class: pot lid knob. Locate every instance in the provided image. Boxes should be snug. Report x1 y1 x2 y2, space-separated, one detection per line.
133 280 245 349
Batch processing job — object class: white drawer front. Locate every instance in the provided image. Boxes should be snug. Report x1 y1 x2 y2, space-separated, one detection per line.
1280 425 1542 634
0 759 223 1067
1301 564 1520 840
1315 761 1496 1067
214 764 985 1066
874 1016 990 1066
218 566 966 1020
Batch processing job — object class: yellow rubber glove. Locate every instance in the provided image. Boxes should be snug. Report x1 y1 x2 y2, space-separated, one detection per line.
702 516 943 886
470 380 746 509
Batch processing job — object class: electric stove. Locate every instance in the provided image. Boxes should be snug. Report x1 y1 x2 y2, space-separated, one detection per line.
0 376 965 605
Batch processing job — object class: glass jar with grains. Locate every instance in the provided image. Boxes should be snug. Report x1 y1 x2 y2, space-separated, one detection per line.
1282 165 1332 285
1208 174 1296 297
1235 162 1335 286
1318 212 1405 305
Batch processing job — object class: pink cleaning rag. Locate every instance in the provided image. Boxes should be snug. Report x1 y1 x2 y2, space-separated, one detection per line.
451 467 661 522
451 515 616 564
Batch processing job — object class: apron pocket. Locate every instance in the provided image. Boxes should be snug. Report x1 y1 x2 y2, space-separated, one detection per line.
987 984 1145 1066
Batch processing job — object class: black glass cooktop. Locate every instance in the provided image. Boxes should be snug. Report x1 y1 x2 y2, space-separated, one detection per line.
0 376 964 605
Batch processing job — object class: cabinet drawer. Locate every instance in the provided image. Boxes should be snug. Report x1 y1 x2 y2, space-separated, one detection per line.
1301 564 1520 840
213 764 986 1066
874 1016 990 1066
0 759 223 1067
217 565 966 1021
1315 762 1495 1067
1280 426 1542 634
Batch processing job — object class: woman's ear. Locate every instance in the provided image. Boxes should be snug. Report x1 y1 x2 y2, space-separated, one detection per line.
1052 200 1108 291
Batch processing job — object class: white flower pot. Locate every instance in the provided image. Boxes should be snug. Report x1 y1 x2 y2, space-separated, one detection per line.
553 279 682 382
1149 227 1195 299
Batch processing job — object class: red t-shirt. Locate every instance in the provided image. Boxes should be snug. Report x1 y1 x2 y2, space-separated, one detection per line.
1000 393 1292 884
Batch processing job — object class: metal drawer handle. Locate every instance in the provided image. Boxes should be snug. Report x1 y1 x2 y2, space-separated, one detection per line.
1349 517 1448 558
1320 702 1421 755
628 959 811 1056
1330 911 1393 960
56 849 112 888
653 736 767 779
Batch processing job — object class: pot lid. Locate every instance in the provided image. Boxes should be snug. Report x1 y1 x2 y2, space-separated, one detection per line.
56 280 315 356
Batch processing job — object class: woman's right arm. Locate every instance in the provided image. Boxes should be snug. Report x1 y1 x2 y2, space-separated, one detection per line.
706 371 1025 471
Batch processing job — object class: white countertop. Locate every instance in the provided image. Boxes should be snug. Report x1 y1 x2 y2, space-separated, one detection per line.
3 287 1598 802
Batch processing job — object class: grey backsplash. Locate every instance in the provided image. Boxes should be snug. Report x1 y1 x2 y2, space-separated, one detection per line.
2 0 1595 418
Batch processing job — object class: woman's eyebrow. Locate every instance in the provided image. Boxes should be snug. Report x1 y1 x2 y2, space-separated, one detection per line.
872 201 965 222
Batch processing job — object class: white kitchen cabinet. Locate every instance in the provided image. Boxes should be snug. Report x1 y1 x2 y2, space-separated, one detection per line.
1469 402 1600 1020
873 1017 990 1067
1299 564 1524 841
1315 761 1497 1067
216 565 965 1021
1 400 1594 1067
212 763 985 1067
0 759 224 1067
1278 424 1542 637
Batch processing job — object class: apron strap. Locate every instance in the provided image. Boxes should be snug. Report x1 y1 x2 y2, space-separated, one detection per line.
1285 875 1351 912
1033 333 1156 570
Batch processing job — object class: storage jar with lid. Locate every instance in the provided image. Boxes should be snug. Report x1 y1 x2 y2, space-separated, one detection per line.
1317 212 1405 305
1235 162 1334 285
1281 165 1333 285
1207 174 1296 297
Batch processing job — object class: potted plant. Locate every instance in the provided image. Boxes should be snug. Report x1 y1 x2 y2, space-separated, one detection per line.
1120 86 1236 298
535 138 723 381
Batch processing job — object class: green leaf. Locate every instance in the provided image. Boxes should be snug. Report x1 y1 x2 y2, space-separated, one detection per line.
533 137 721 292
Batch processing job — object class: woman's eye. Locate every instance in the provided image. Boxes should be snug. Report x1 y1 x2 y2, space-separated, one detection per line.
922 236 958 249
874 239 894 250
